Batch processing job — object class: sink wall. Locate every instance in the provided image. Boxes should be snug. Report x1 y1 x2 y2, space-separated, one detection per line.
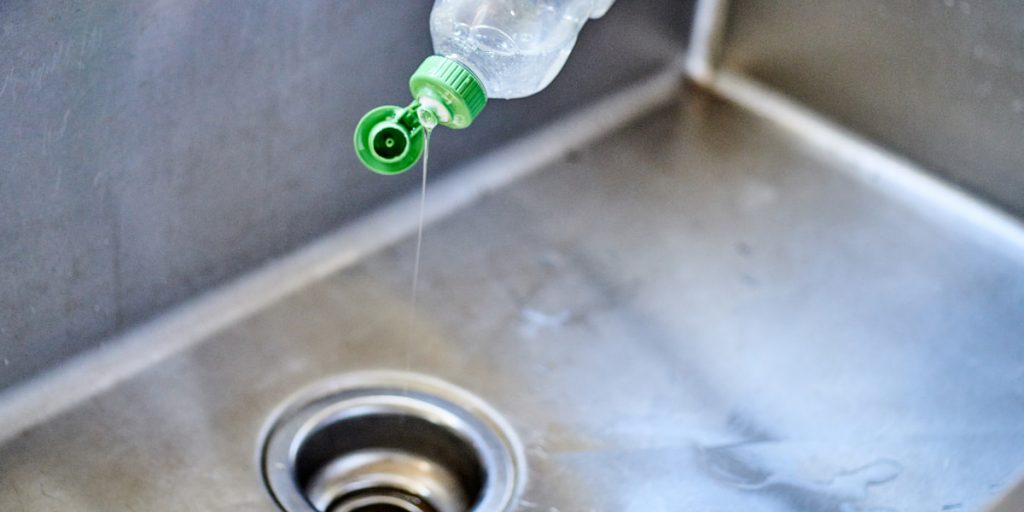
721 0 1024 220
0 0 693 391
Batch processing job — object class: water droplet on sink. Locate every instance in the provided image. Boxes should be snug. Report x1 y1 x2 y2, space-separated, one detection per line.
700 443 901 510
519 308 572 338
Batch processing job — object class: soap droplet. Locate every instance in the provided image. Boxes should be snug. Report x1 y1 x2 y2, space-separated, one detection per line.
418 107 439 130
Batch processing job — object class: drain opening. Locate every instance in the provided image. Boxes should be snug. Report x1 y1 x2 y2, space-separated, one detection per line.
261 372 524 512
297 414 481 512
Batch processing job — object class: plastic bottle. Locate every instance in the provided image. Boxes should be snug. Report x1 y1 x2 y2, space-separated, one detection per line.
354 0 616 175
431 0 616 99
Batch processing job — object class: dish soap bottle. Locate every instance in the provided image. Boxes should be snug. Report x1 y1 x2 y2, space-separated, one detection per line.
355 0 616 174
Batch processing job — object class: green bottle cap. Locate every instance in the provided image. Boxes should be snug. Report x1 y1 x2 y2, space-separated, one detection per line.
353 56 487 175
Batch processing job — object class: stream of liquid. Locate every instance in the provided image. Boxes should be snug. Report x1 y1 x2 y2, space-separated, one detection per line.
405 122 433 386
410 128 431 312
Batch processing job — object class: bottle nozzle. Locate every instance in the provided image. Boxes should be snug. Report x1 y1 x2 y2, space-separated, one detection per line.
416 97 448 129
354 56 488 175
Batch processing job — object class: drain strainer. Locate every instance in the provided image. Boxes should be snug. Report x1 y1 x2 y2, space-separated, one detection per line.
260 372 525 512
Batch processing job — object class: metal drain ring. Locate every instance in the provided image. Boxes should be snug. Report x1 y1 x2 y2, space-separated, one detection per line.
259 372 525 512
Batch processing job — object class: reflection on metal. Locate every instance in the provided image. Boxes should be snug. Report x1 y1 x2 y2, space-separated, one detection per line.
685 0 1024 255
0 0 691 392
0 68 682 445
260 372 524 512
685 0 730 85
719 0 1024 219
3 1 1024 510
708 70 1024 258
2 89 1021 510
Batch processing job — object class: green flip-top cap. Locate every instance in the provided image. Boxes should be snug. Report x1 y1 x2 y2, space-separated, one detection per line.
354 56 487 175
353 104 425 175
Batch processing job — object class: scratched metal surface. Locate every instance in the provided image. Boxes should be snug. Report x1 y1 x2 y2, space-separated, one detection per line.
0 0 692 391
1 90 1022 511
721 0 1024 219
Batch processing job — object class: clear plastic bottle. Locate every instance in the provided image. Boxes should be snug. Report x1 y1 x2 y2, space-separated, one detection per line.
354 0 616 174
431 0 616 99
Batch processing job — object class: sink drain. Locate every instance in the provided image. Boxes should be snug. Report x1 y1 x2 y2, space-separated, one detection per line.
260 372 525 512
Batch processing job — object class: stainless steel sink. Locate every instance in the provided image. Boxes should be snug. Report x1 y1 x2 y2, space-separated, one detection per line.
1 74 1021 511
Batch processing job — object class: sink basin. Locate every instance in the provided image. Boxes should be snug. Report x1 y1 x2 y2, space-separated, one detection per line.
1 81 1022 511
